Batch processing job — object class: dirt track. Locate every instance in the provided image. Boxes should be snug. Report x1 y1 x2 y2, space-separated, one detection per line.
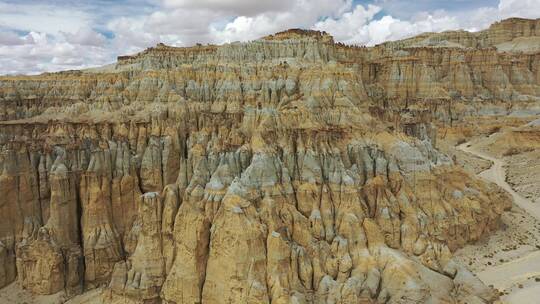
458 141 540 303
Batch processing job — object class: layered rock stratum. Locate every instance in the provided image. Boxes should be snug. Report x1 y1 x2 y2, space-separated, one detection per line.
0 17 539 304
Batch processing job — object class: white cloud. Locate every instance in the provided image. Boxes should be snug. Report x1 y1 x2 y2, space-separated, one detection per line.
106 0 353 46
0 30 30 45
0 1 115 74
0 2 93 35
312 4 382 44
210 0 353 43
314 0 537 46
62 28 107 46
162 0 293 16
0 0 539 75
314 7 461 46
499 0 540 19
0 30 113 75
144 8 222 44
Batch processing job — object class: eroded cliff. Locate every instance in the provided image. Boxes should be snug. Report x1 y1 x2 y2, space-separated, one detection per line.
1 17 538 304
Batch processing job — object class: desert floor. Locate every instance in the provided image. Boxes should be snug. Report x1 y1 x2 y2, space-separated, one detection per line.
455 127 540 304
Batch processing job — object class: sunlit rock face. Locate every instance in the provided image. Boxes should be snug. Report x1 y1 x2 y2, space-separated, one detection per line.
0 17 537 303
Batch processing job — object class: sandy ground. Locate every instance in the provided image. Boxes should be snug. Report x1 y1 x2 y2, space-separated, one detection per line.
437 141 493 175
64 289 104 304
457 140 540 303
459 141 540 219
505 150 540 202
0 282 105 304
0 282 65 304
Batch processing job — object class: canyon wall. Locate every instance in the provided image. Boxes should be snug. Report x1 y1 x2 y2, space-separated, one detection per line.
0 17 538 303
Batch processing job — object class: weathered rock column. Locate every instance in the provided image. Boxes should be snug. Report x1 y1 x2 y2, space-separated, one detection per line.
80 150 123 288
110 192 165 302
16 161 83 296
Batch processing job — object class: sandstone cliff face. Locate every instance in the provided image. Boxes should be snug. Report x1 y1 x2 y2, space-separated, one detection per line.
379 18 540 50
0 18 536 304
15 159 83 297
1 19 539 123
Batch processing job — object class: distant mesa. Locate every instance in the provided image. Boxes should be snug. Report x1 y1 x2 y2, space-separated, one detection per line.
261 28 334 43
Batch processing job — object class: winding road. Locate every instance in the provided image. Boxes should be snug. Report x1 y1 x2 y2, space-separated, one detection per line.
458 141 540 303
458 143 540 219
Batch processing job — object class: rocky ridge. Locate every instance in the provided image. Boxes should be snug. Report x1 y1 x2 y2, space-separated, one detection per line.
0 17 538 304
379 18 540 50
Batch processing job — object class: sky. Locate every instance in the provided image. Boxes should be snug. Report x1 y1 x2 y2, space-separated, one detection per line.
0 0 539 75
